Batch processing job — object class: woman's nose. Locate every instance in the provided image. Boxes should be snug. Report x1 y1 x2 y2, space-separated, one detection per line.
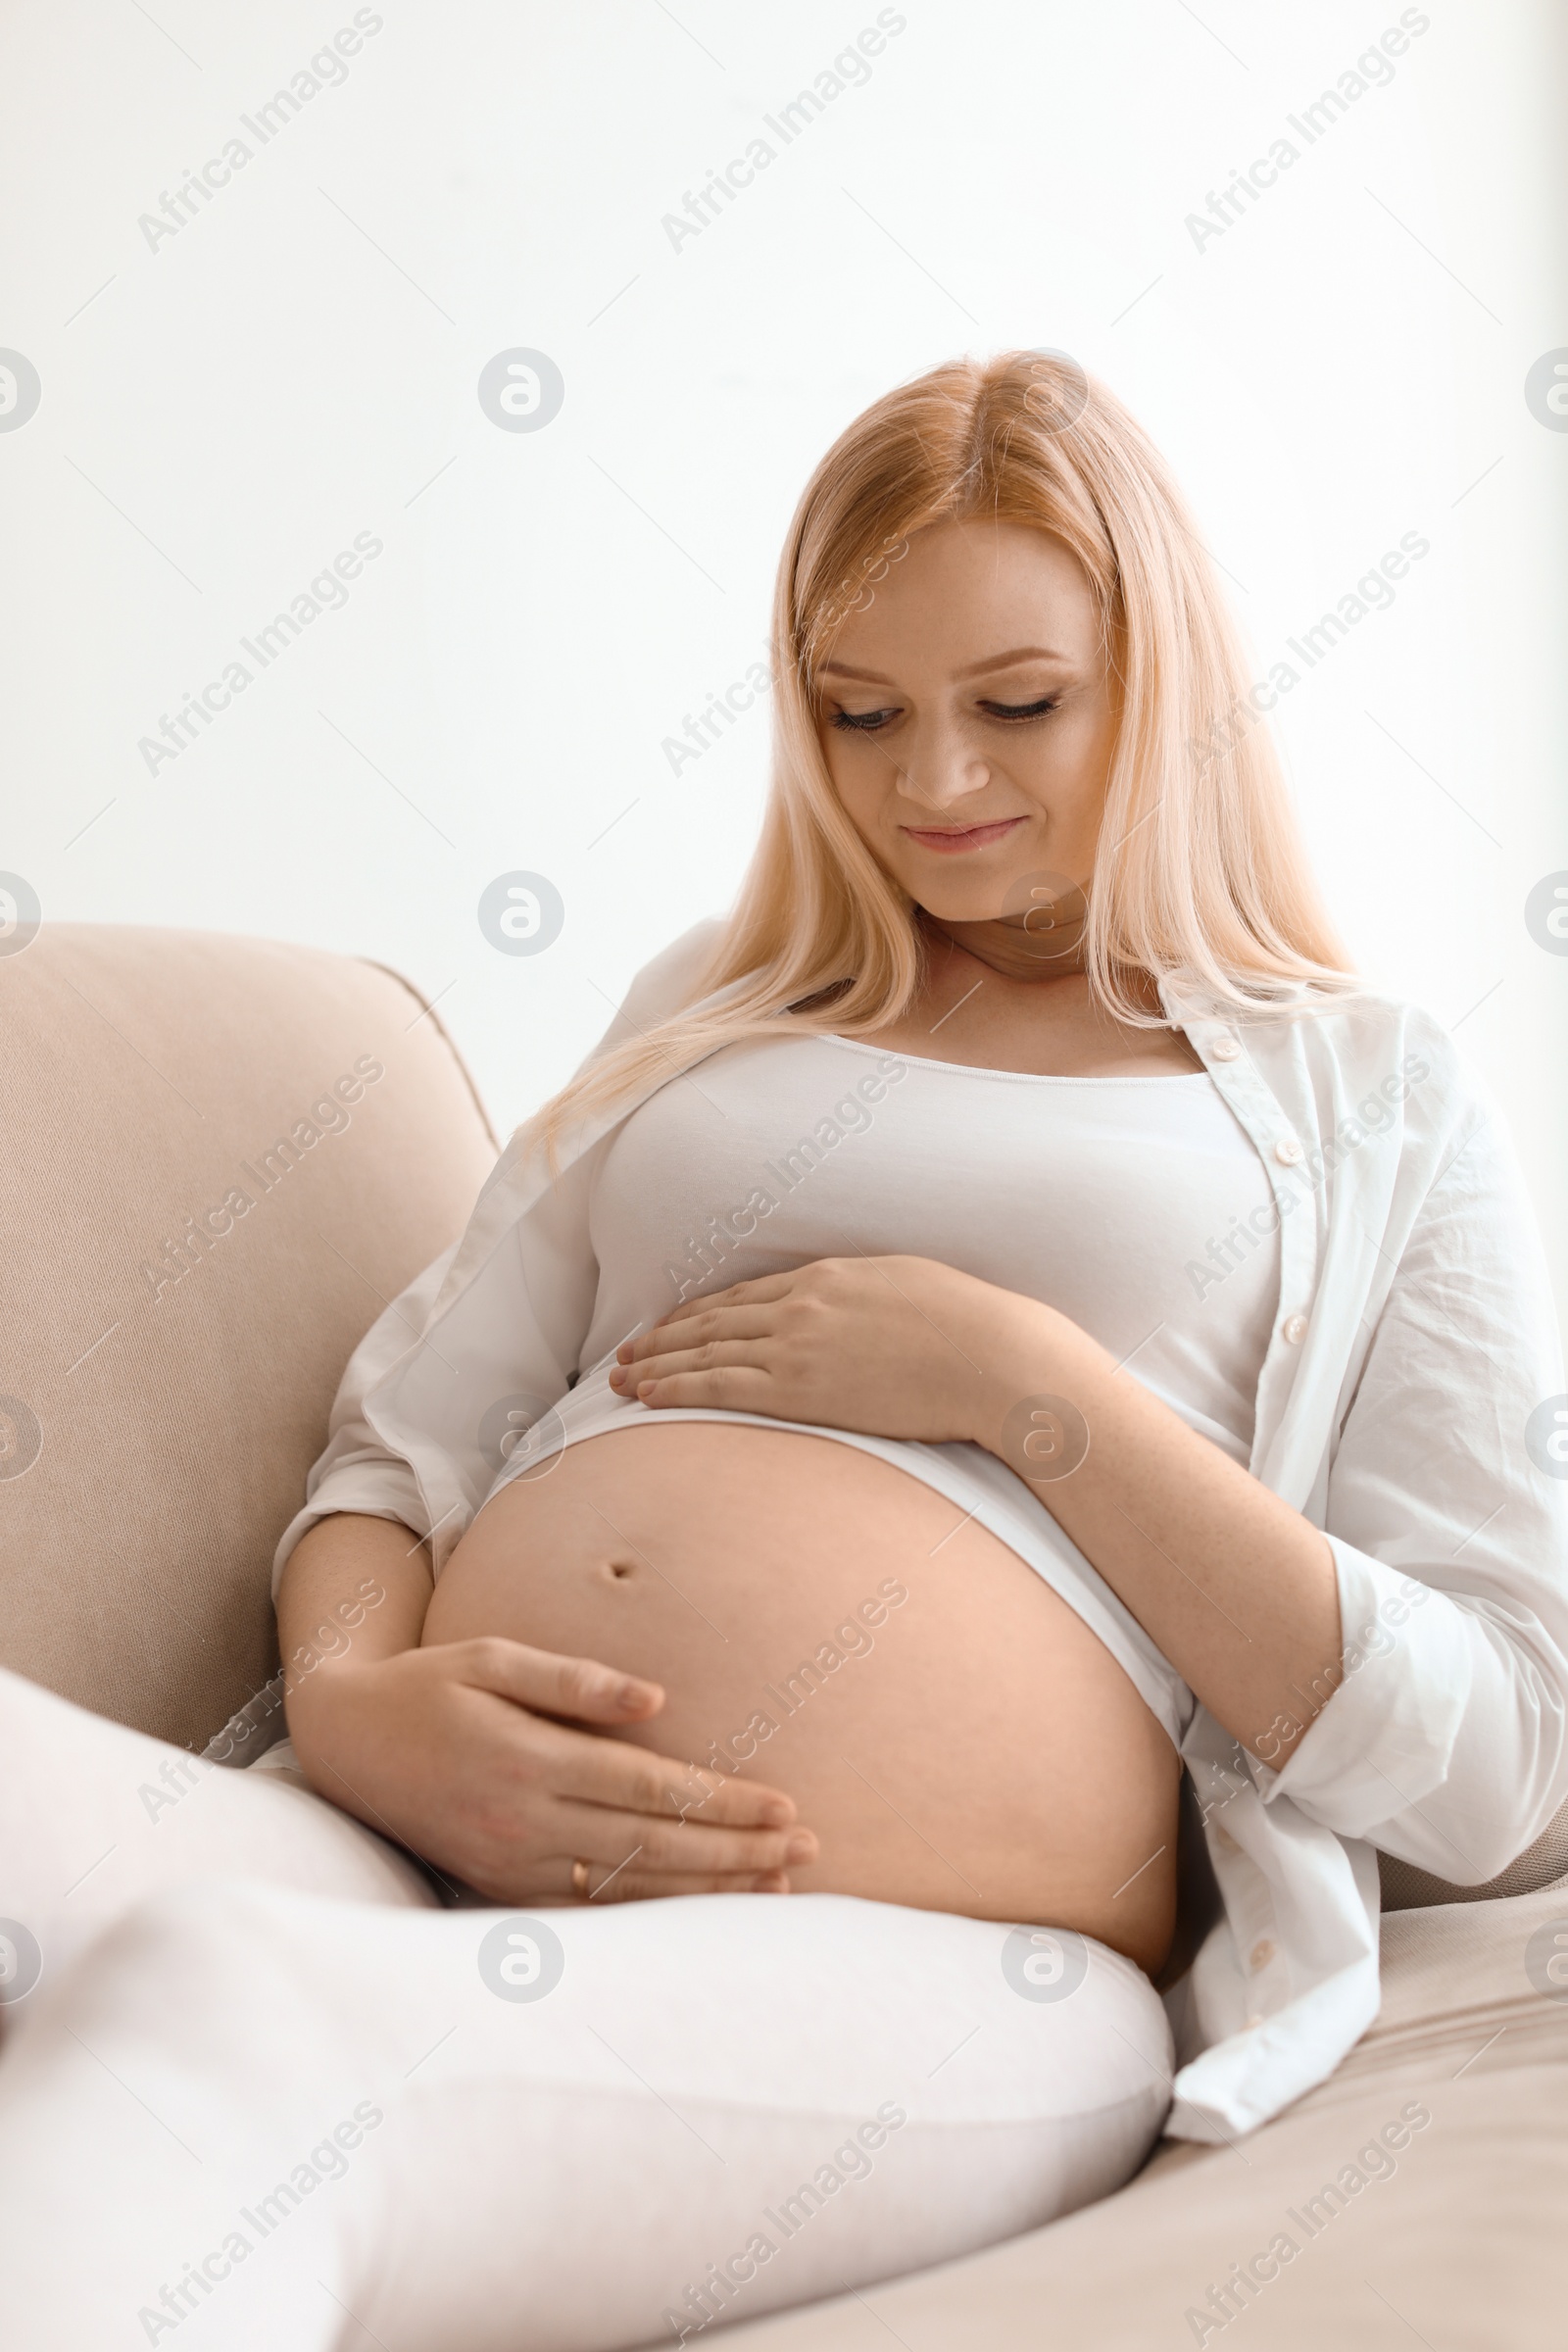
895 725 993 810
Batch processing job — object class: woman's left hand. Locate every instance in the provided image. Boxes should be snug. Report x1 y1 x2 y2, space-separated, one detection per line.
608 1256 1040 1446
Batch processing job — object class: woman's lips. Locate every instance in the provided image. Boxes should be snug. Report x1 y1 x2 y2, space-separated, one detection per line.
899 815 1030 855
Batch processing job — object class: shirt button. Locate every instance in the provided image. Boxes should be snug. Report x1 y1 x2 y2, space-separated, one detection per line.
1249 1937 1276 1971
1210 1037 1241 1062
1282 1314 1308 1345
1274 1137 1304 1165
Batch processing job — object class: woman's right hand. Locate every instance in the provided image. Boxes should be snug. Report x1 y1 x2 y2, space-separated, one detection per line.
276 1511 816 1904
286 1635 818 1904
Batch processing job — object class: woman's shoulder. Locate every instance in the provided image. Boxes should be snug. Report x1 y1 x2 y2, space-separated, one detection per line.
1234 981 1467 1077
1235 982 1500 1167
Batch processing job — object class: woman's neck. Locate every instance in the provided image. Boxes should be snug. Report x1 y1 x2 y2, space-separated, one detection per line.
914 907 1176 1041
917 904 1088 986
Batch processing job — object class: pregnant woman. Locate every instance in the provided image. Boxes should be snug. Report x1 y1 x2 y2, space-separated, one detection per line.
4 353 1566 2352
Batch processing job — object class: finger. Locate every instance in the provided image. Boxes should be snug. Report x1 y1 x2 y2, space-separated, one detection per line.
633 1364 783 1411
615 1306 780 1368
554 1798 820 1882
636 1276 800 1341
573 1863 795 1902
541 1725 800 1830
442 1636 665 1725
610 1337 770 1394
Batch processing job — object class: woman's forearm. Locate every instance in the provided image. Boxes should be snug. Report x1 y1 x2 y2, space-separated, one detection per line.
973 1297 1343 1767
277 1513 433 1731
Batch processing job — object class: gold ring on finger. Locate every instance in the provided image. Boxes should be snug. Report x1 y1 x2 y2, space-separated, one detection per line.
570 1856 592 1899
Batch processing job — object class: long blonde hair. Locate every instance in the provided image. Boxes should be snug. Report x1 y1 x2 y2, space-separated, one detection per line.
528 350 1353 1166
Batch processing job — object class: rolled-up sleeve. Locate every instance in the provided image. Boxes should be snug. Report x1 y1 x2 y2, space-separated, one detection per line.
271 1242 461 1592
1267 1113 1568 1881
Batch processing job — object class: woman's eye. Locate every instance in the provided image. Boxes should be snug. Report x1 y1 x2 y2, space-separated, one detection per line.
830 707 898 732
979 695 1059 722
828 694 1057 732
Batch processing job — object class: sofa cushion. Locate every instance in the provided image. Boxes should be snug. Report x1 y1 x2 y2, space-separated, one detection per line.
701 1878 1568 2349
0 924 496 1752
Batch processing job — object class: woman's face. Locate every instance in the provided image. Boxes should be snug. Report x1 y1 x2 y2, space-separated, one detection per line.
813 518 1118 968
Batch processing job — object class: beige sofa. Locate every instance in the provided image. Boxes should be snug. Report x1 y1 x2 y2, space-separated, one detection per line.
3 924 1565 2345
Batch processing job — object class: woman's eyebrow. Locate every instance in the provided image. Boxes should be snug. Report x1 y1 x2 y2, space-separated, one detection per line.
818 646 1070 686
956 645 1071 679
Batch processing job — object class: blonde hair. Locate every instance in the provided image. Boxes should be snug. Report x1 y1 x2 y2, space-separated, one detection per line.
528 350 1353 1167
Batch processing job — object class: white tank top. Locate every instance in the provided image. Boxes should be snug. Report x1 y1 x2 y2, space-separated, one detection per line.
524 1031 1282 1469
477 1032 1283 1744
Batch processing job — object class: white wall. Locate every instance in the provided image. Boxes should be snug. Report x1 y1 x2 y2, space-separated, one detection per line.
4 0 1565 1306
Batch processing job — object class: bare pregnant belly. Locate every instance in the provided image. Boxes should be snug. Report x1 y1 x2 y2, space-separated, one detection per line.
422 1422 1180 1971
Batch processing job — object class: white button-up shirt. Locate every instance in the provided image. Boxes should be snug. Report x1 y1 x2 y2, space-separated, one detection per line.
275 920 1568 2141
